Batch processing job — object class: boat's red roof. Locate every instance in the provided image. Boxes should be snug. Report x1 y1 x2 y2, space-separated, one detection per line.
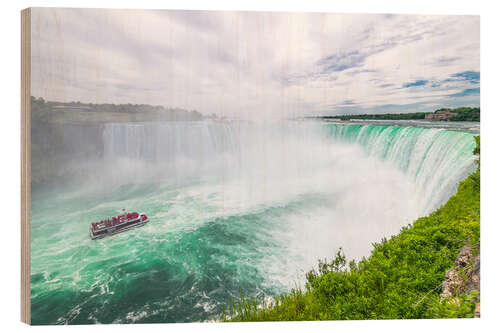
91 212 141 229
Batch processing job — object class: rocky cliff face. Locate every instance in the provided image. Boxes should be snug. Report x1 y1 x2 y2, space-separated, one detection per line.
440 243 480 317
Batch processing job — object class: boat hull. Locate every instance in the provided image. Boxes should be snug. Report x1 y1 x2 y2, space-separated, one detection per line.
90 217 149 240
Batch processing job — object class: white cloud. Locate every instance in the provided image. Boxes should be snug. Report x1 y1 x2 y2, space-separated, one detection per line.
31 8 480 119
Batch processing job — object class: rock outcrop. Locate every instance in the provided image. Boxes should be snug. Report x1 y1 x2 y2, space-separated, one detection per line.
440 243 480 318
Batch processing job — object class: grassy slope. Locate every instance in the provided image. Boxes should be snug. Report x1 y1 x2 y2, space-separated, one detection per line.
226 149 480 321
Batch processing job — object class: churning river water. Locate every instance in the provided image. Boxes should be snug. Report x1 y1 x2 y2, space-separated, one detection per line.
30 120 477 324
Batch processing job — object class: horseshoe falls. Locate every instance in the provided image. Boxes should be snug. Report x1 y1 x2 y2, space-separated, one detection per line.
30 120 477 324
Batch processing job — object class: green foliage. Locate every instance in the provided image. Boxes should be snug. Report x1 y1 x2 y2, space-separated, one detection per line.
30 96 53 124
470 136 480 190
327 112 429 121
321 107 480 122
473 136 480 155
224 141 480 321
29 96 204 123
428 291 479 318
306 248 347 282
449 107 480 122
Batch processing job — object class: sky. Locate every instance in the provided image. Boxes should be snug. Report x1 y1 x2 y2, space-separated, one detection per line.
31 8 480 119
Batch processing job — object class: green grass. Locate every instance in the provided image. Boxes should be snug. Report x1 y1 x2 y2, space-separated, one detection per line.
224 141 480 321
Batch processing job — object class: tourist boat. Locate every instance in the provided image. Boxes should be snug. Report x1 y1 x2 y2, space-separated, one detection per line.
89 210 149 240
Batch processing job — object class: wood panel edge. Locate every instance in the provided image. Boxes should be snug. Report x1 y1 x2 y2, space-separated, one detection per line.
21 7 31 325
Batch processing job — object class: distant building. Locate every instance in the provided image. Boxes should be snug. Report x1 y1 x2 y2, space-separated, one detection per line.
425 110 458 121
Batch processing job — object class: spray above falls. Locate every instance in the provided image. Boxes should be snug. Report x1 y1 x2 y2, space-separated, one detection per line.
101 120 476 213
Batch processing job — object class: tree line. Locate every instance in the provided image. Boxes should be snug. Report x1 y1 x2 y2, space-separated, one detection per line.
317 107 480 122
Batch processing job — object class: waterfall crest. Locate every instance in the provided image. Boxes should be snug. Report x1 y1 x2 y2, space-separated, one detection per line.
325 124 477 212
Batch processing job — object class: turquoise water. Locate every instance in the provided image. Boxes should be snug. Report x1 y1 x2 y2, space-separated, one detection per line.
30 121 477 324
